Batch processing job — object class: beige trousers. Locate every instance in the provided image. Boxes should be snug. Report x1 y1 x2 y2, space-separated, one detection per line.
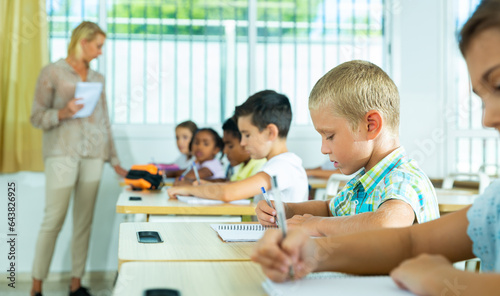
32 156 104 280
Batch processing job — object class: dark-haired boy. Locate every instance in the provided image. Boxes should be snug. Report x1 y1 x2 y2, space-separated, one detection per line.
222 117 266 181
167 90 309 202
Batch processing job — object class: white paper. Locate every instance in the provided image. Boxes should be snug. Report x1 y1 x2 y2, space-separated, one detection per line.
176 195 251 205
210 224 273 242
73 82 103 118
263 273 413 296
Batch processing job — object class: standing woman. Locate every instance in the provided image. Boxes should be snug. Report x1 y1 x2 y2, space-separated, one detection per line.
30 21 127 296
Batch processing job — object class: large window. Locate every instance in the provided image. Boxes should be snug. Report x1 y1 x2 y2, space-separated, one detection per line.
47 0 387 126
450 0 500 176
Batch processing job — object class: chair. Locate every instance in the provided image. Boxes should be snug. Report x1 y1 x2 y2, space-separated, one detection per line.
442 172 490 194
319 173 356 200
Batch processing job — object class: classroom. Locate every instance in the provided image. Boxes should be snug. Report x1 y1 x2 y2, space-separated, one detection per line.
1 0 499 295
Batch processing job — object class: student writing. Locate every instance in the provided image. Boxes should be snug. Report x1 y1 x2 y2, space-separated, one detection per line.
167 90 309 203
255 61 440 237
222 117 267 182
252 2 500 294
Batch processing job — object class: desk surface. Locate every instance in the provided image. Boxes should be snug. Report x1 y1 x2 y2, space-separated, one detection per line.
119 177 176 187
437 193 478 213
114 261 266 296
118 222 255 269
435 188 478 195
308 177 328 189
116 188 257 216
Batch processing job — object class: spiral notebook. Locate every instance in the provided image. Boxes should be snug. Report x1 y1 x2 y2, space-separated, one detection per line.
263 272 412 296
210 224 277 242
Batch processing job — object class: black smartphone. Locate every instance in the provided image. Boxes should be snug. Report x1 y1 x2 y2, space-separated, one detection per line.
143 288 180 296
129 196 142 201
136 231 163 243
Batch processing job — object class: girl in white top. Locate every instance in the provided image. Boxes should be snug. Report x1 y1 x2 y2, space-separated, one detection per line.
164 120 197 176
172 120 197 169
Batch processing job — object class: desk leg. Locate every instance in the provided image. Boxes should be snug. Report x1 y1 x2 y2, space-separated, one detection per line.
146 214 150 222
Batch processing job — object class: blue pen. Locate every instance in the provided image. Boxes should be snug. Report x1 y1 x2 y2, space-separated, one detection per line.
262 187 278 225
261 187 273 208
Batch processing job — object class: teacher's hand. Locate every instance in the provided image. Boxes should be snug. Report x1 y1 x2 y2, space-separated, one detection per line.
58 98 83 120
114 165 128 177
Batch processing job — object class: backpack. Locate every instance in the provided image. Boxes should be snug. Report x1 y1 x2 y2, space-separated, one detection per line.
125 164 163 190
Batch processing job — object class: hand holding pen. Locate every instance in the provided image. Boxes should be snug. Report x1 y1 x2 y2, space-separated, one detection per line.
178 159 195 181
260 187 278 226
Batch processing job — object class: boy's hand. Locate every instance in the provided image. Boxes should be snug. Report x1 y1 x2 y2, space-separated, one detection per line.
287 214 324 237
390 254 455 295
167 186 190 199
256 200 277 225
251 228 318 282
174 177 194 186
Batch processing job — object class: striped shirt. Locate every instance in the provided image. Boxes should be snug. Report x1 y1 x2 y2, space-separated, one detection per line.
329 147 439 223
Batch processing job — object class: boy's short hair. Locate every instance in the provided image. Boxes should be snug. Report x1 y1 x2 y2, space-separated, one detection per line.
176 120 198 135
309 60 400 136
234 90 292 138
222 117 241 140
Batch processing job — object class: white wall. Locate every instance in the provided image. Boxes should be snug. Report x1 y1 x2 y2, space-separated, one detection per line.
0 0 449 275
391 0 448 178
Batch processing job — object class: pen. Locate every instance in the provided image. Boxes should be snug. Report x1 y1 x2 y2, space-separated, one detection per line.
179 160 194 181
261 187 273 208
261 187 277 225
270 176 295 280
192 162 201 184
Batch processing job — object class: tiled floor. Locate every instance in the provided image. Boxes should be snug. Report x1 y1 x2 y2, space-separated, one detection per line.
0 276 116 296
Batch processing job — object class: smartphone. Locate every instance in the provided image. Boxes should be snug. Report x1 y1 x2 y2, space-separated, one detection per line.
129 196 142 201
136 231 163 243
143 288 180 296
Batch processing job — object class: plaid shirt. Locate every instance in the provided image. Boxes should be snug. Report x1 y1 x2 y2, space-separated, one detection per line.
329 147 440 223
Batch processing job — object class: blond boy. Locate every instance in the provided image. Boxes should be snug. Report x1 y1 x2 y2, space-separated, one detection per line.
256 60 440 236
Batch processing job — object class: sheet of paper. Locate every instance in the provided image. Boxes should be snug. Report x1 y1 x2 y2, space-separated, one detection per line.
176 195 251 205
73 82 103 118
262 273 413 296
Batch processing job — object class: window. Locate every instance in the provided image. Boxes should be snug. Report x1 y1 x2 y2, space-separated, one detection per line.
47 0 387 126
449 0 500 176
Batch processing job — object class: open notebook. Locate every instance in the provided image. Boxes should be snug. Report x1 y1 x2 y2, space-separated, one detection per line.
210 224 277 242
176 195 251 205
263 272 412 296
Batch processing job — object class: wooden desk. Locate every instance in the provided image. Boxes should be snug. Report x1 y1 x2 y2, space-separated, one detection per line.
114 261 265 296
437 194 478 213
308 177 328 189
435 188 478 196
116 188 257 217
118 222 255 269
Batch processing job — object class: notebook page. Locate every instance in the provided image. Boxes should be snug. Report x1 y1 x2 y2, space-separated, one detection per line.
176 195 251 205
262 272 412 296
210 224 276 242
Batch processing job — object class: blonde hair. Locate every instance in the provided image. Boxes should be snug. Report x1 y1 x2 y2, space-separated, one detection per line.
67 21 106 58
309 60 400 136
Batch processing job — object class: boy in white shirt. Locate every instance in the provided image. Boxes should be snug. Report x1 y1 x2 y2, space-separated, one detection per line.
167 90 308 202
